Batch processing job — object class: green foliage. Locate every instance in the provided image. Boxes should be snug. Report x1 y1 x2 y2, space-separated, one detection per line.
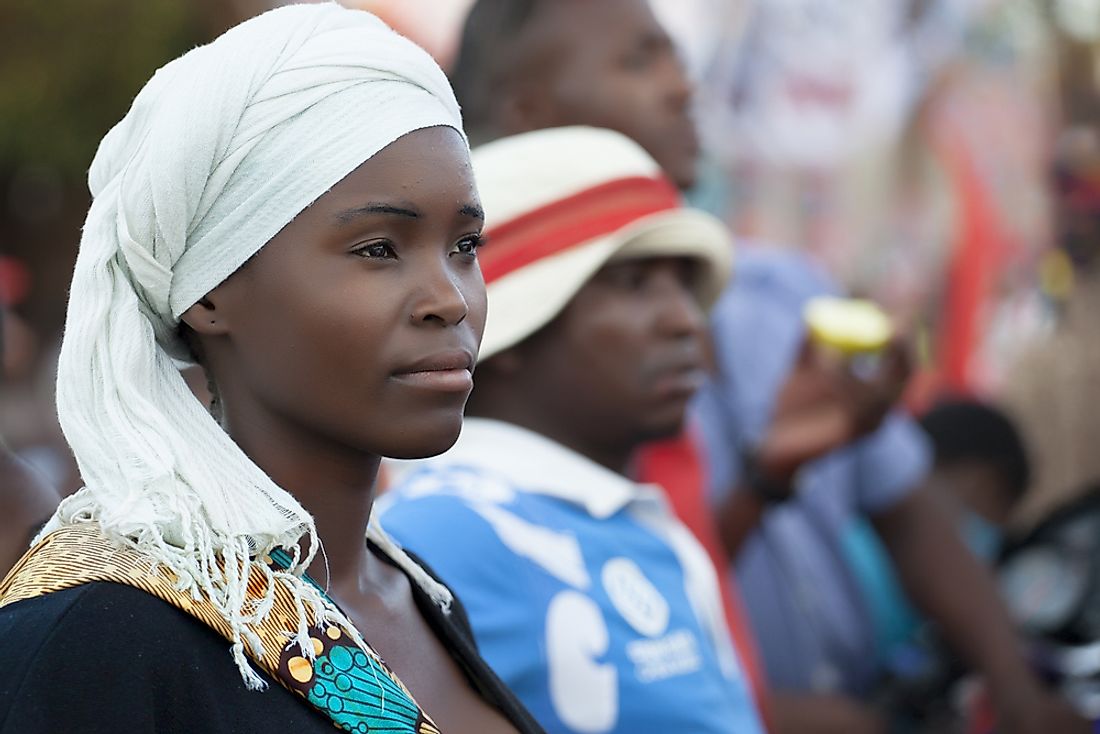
0 0 206 183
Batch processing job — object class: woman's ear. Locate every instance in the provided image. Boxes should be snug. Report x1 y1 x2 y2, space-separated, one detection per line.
180 296 230 336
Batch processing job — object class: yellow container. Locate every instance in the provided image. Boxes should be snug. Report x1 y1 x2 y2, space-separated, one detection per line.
803 297 892 355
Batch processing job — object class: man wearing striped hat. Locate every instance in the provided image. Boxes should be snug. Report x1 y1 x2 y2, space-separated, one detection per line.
379 125 767 734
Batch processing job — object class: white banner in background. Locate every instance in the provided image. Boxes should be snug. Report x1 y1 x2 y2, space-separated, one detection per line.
679 0 993 167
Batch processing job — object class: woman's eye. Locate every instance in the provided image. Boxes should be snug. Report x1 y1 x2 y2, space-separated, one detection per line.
353 241 396 259
451 233 484 257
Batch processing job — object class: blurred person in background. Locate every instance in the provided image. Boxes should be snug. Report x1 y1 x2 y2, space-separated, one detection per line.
0 444 55 578
840 398 1033 689
919 398 1031 555
1003 124 1100 529
688 246 1068 734
0 304 59 578
0 255 79 496
447 1 1086 731
380 125 767 734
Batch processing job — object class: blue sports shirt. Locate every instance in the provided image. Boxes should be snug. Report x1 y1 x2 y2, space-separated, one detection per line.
379 419 767 734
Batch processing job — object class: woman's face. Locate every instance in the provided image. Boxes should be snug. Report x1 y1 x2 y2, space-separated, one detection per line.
192 126 486 460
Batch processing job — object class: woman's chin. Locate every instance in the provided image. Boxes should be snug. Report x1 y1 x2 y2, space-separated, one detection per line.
376 415 464 460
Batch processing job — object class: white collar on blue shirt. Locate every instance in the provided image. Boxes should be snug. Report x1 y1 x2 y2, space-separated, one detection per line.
388 418 666 519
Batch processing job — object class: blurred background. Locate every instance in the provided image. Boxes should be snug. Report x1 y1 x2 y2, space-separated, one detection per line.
2 0 1099 520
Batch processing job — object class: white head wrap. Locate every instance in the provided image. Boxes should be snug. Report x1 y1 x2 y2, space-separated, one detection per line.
43 2 458 688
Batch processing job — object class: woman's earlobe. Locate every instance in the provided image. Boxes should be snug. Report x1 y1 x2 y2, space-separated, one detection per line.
180 297 229 336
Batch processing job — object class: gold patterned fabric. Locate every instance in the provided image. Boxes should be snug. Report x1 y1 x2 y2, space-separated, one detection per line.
0 524 441 734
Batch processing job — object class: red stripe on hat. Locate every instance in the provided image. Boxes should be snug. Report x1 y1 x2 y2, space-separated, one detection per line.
480 175 681 284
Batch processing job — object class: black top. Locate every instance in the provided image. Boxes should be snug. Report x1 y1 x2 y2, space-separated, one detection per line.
0 542 545 734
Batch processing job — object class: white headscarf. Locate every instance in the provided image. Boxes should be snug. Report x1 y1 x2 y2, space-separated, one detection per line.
43 2 458 688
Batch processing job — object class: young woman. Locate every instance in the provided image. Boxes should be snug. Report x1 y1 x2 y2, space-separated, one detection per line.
0 5 541 733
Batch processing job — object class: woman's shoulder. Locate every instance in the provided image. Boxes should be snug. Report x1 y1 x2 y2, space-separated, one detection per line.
0 582 333 733
1 581 219 663
1 582 178 667
0 582 231 703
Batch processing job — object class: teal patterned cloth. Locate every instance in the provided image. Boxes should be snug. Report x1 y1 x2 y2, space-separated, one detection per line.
309 645 426 733
267 549 440 734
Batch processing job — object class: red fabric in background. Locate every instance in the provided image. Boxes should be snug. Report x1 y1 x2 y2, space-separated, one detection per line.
908 134 1015 409
635 429 773 732
938 141 999 395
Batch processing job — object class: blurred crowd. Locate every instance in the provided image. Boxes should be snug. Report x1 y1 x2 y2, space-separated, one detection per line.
3 0 1100 732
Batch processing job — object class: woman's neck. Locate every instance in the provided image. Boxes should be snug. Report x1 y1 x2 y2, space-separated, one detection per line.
300 466 380 592
222 410 381 592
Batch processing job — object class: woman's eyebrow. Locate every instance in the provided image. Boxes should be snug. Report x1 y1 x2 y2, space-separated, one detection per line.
334 202 420 223
460 204 485 221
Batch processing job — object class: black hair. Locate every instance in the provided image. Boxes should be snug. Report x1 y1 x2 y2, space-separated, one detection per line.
450 0 544 144
919 398 1031 501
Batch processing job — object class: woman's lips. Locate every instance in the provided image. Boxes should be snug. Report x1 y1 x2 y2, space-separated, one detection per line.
391 367 473 392
391 350 474 392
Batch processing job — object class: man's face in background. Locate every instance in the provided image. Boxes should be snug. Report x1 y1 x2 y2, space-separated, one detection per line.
508 0 700 189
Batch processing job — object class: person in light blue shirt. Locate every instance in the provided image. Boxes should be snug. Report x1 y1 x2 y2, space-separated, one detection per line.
691 246 931 696
380 126 766 734
692 245 1081 732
